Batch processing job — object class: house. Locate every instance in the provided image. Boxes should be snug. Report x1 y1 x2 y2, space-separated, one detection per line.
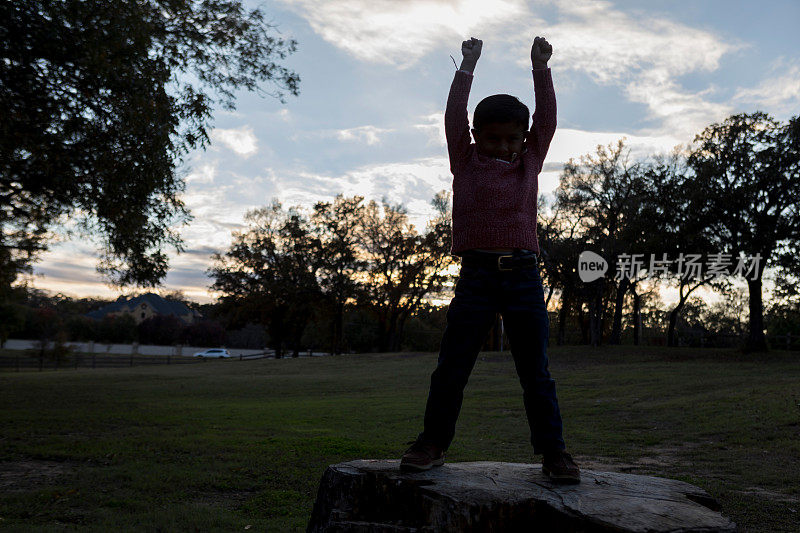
86 293 201 325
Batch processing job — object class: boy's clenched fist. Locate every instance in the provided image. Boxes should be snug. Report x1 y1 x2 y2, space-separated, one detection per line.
461 37 482 62
531 36 552 69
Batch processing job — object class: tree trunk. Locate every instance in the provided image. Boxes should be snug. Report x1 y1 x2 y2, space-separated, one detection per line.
334 301 344 355
589 282 604 347
375 310 389 353
609 277 630 345
667 303 683 347
578 303 590 345
557 291 570 346
269 306 288 359
391 314 408 352
745 277 768 352
632 289 642 346
377 309 401 353
545 284 554 309
289 306 311 358
329 310 337 356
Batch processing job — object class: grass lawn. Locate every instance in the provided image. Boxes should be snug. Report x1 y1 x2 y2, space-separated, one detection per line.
1 345 799 532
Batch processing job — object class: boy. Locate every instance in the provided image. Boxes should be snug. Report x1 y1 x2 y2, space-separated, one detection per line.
400 36 580 483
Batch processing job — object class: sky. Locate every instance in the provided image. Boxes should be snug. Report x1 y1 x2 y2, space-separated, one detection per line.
24 0 800 304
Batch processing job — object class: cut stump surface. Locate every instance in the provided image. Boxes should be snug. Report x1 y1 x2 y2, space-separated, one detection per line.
307 459 737 532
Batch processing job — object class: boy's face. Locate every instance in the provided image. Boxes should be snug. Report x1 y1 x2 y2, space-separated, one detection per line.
472 122 527 162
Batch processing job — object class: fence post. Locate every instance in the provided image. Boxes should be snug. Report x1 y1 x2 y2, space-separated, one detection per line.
92 353 96 369
167 354 171 365
239 354 243 361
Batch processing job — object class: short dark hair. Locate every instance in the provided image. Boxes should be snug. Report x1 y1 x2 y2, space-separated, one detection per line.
473 94 529 133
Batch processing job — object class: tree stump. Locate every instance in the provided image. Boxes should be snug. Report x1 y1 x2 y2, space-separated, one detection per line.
307 460 736 532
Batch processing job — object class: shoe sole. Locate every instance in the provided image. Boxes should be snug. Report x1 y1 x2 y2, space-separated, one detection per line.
542 466 581 483
400 457 445 472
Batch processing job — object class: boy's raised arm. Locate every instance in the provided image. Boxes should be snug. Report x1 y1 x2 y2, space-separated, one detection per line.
527 36 557 164
445 37 482 175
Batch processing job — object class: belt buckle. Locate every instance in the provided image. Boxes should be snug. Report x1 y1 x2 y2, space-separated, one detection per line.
497 254 514 271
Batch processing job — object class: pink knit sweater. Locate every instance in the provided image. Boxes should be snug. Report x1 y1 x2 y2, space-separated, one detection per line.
446 67 556 256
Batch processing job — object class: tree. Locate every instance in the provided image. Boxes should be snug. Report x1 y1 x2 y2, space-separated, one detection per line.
765 235 800 339
537 197 588 345
703 285 749 340
138 314 184 345
96 313 138 344
0 301 26 347
555 139 644 346
0 1 300 289
209 200 322 358
311 194 369 355
635 151 731 347
355 193 457 352
686 112 800 352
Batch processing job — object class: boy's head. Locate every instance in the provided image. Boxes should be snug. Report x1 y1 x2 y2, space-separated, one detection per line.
471 94 529 162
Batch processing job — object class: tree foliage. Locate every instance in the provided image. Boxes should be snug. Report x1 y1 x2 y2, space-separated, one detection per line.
208 200 322 358
685 112 800 351
209 192 457 354
0 0 300 289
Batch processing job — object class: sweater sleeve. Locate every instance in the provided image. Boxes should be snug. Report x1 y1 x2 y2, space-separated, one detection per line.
527 67 557 165
444 69 474 175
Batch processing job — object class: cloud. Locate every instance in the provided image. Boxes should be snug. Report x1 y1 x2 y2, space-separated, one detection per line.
180 187 254 247
548 127 683 163
210 126 259 157
533 0 743 139
291 125 392 145
543 1 734 81
185 162 217 184
733 58 800 117
335 125 391 145
277 157 454 230
284 0 742 140
534 127 685 198
27 223 232 304
413 112 446 147
276 0 529 68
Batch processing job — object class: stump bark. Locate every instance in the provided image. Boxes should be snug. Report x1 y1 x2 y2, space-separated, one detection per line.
307 460 736 532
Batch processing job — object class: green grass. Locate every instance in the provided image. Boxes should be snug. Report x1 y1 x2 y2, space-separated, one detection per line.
1 345 799 531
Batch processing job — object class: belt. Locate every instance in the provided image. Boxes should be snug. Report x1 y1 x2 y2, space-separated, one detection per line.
460 251 538 271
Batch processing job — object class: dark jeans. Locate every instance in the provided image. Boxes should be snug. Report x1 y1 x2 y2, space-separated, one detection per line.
417 249 566 455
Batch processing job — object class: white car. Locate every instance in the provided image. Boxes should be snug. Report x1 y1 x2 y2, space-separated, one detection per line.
193 348 231 358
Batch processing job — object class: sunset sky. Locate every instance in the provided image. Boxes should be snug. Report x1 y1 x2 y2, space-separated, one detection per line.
26 0 800 304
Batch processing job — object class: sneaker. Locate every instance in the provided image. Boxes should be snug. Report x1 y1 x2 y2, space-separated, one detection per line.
400 438 445 472
542 449 581 483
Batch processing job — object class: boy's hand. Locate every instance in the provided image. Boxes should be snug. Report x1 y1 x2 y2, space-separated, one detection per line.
461 37 482 62
531 36 552 69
